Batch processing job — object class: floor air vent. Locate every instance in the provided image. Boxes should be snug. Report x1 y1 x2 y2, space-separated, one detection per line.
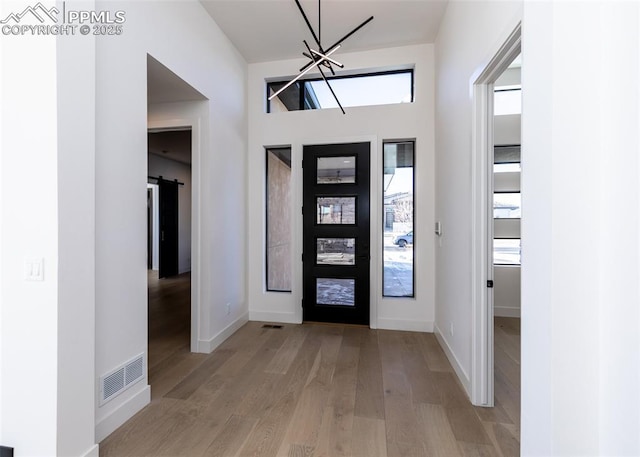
262 324 283 329
100 353 145 406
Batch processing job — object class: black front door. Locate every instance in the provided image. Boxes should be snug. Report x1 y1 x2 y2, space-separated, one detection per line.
303 142 370 325
158 178 179 278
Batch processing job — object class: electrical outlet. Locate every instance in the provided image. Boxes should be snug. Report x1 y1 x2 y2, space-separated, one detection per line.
226 303 231 315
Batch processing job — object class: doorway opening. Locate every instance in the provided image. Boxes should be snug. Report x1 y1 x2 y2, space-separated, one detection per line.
302 142 371 325
471 24 521 410
147 128 193 395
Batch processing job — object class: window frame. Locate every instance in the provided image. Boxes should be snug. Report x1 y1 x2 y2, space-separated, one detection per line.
493 85 522 116
382 139 415 298
493 143 522 266
493 238 522 266
265 146 293 292
493 191 522 219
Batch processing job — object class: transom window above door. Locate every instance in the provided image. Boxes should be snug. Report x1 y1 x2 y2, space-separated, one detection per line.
267 69 414 113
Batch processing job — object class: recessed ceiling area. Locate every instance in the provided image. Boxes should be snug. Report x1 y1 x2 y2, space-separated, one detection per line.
199 0 449 64
148 130 192 165
147 55 207 104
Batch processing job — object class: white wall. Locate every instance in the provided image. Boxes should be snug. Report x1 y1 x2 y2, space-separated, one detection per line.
0 5 4 440
56 1 98 454
521 2 640 455
247 44 435 331
494 114 521 146
495 67 520 87
493 267 520 317
0 21 58 455
2 0 247 452
436 1 640 454
0 62 3 454
148 153 192 274
434 0 523 392
94 0 247 441
0 1 97 455
0 0 97 454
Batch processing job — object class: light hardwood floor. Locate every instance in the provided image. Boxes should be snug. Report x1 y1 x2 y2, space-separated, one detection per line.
100 273 520 457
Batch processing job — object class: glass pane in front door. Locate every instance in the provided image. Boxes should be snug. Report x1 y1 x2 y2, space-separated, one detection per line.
316 278 355 306
316 197 356 224
317 156 356 184
316 238 355 265
303 142 370 325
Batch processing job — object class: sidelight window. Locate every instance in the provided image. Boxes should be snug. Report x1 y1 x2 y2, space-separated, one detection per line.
266 147 292 292
383 141 415 297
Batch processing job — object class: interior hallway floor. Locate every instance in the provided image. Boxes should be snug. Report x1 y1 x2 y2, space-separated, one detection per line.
99 273 520 457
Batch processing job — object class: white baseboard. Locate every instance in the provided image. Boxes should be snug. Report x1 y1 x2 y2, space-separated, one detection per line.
377 318 433 332
95 384 150 442
247 313 433 332
197 312 249 353
494 306 521 318
249 310 302 324
434 324 471 398
81 444 99 457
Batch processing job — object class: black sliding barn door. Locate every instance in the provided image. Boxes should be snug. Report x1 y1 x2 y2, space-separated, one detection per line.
158 179 179 278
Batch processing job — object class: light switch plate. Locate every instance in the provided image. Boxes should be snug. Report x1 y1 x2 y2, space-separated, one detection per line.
25 258 44 281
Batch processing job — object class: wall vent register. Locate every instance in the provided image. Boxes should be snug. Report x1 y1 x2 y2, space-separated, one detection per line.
99 353 145 405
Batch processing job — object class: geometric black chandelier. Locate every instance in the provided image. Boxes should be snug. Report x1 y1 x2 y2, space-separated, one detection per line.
268 0 373 114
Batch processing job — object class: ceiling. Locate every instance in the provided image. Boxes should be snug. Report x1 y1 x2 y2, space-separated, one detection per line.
148 130 193 165
147 55 207 104
146 2 450 164
199 0 449 64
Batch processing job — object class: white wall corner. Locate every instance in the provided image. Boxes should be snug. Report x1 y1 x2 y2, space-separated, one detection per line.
434 324 471 398
95 384 150 443
494 307 521 318
377 318 434 333
248 310 302 325
197 312 250 353
81 444 100 457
